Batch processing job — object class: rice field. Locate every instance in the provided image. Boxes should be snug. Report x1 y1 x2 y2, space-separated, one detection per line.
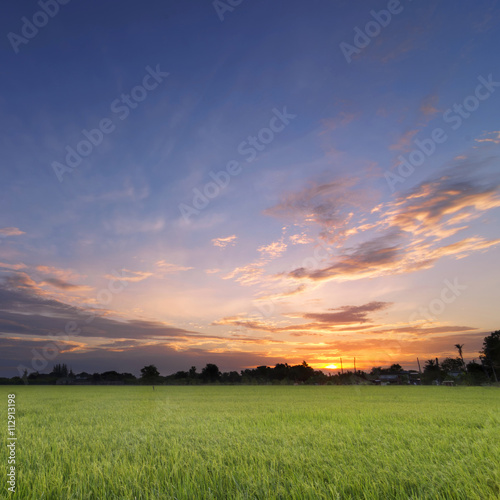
1 385 499 499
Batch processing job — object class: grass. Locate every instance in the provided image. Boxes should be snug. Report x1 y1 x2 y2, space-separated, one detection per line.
1 385 499 499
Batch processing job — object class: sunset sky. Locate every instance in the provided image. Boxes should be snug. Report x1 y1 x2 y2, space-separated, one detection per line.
1 0 499 377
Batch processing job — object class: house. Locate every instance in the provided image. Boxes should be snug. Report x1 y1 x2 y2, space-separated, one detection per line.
379 374 399 385
374 371 421 385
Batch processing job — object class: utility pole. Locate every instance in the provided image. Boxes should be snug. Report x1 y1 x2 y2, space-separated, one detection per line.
340 357 343 374
354 357 356 374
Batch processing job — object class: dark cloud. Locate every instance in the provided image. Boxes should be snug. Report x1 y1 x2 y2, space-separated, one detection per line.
287 231 404 281
216 302 393 334
0 337 282 378
43 278 90 291
0 276 199 340
301 301 392 324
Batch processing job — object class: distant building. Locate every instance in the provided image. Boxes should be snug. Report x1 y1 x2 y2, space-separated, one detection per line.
374 371 421 385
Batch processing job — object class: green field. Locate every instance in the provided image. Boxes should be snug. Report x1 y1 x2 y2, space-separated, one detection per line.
2 386 499 499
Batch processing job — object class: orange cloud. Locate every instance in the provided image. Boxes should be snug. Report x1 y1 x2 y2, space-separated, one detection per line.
258 239 287 259
0 227 25 237
475 131 500 144
0 262 26 271
104 269 153 282
212 235 237 248
155 260 193 274
281 167 500 283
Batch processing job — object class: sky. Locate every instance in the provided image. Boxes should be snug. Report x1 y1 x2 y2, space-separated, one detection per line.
1 0 499 377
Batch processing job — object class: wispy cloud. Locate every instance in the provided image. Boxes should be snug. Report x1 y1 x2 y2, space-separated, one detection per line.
258 239 287 259
36 265 86 282
223 262 266 286
475 131 500 144
104 269 153 283
420 94 440 117
289 233 313 245
0 262 26 271
389 129 419 152
278 162 500 283
264 179 371 244
0 227 25 237
298 302 392 325
212 235 238 248
205 268 221 274
156 260 193 274
215 301 392 333
103 216 164 235
43 278 93 291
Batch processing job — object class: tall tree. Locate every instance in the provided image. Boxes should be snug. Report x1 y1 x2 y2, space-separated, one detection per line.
140 365 160 379
441 358 463 372
423 359 441 384
455 344 466 369
201 363 221 383
480 331 500 382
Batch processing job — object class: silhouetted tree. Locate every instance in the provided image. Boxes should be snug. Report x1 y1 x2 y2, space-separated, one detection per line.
388 364 403 373
272 363 290 381
423 359 441 384
221 371 241 383
140 365 160 378
464 361 489 385
201 363 221 383
289 361 314 383
51 363 69 378
480 331 500 382
101 371 122 382
441 357 464 373
454 344 466 369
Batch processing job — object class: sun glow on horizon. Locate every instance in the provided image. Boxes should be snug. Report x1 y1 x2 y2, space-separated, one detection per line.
324 364 338 370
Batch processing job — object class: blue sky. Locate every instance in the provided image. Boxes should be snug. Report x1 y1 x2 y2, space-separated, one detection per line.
1 0 499 377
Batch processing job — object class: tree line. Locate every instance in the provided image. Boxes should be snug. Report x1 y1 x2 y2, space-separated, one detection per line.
2 330 498 386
